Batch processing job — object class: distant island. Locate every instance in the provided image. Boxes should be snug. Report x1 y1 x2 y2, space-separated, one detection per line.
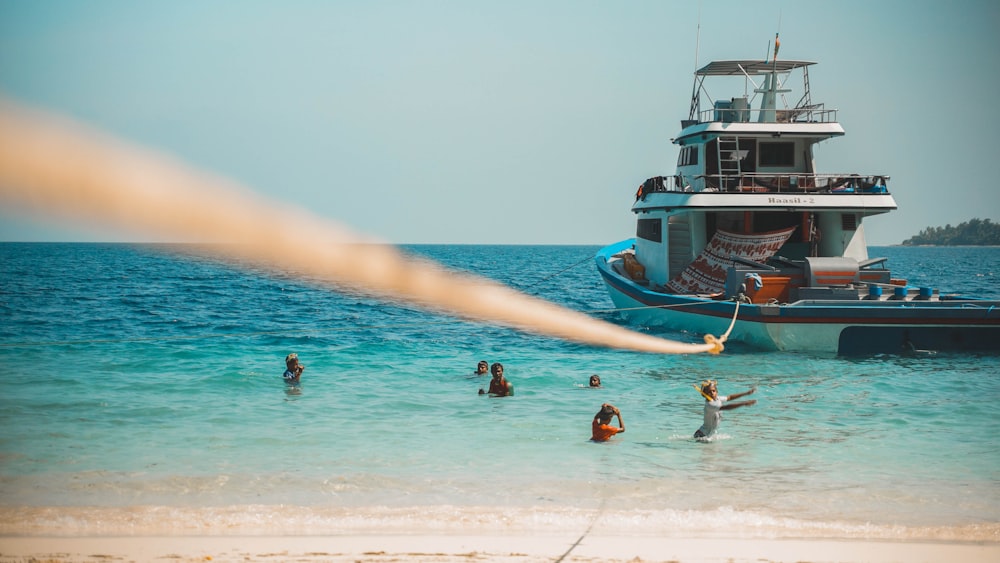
901 218 1000 246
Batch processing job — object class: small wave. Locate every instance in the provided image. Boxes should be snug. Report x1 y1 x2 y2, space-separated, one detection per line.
1 504 997 542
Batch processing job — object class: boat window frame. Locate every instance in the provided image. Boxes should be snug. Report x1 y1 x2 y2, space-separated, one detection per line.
637 218 662 242
677 146 699 167
758 141 796 167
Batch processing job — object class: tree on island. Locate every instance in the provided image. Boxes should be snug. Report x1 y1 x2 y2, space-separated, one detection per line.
901 218 1000 246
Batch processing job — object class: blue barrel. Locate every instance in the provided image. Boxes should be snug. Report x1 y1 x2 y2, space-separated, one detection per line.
919 287 933 298
868 285 883 298
892 286 908 299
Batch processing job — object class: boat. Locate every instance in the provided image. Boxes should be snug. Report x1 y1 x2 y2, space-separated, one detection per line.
595 43 1000 355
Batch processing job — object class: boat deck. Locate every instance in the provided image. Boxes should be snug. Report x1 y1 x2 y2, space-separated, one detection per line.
638 173 890 196
608 255 961 305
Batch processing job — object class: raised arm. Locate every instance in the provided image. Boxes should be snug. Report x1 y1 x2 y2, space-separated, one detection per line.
727 387 756 401
608 405 625 432
721 399 756 411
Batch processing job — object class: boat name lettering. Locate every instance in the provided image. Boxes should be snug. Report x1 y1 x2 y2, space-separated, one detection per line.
766 196 815 205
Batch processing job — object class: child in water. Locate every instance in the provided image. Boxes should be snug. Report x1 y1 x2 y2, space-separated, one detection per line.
283 353 305 384
694 379 756 439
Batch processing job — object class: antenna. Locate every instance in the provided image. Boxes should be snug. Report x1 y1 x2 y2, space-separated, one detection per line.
694 1 701 72
769 9 783 63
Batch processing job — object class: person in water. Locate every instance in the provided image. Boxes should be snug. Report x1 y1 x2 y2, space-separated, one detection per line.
589 374 602 388
283 353 305 384
479 362 513 396
693 379 756 439
591 403 625 442
474 360 489 376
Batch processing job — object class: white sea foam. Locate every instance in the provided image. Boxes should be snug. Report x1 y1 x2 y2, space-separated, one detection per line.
2 505 997 542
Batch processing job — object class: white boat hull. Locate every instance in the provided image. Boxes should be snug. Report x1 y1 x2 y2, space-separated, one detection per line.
603 280 844 353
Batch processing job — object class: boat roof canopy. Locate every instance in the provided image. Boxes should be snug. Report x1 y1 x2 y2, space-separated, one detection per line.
696 60 816 76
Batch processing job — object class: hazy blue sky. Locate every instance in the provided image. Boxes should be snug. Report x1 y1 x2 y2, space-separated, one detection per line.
1 0 998 245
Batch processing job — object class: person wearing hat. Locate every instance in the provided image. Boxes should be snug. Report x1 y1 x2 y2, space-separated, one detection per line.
591 403 625 442
283 353 305 384
693 379 756 440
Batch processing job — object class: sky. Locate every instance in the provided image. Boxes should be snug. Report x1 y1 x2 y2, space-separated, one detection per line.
1 0 998 245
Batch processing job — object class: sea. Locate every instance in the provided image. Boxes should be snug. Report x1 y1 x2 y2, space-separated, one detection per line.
1 243 998 541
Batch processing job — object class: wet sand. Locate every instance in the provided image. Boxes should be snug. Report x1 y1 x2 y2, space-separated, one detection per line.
1 534 998 562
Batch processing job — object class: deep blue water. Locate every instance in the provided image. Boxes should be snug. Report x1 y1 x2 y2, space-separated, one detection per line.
0 243 998 538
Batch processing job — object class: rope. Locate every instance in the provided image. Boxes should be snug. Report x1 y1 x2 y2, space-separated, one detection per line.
554 495 607 562
588 299 725 314
719 299 741 340
589 297 741 354
519 255 594 293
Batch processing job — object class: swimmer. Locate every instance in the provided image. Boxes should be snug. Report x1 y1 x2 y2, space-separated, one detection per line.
693 379 755 440
474 360 489 376
589 374 602 388
591 403 625 442
283 353 305 384
478 362 514 396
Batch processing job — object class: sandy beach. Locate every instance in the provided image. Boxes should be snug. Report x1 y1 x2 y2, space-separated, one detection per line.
1 534 998 563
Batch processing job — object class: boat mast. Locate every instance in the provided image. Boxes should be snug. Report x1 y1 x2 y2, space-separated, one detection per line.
757 33 785 122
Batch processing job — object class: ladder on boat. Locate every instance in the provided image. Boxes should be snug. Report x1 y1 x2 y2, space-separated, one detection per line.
717 136 741 189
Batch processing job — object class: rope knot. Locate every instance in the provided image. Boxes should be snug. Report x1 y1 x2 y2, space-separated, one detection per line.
703 334 725 355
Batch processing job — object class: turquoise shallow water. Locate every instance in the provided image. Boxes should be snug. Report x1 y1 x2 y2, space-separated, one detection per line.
1 243 998 538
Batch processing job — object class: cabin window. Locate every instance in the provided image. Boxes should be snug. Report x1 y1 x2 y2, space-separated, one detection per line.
759 142 795 167
841 214 858 231
677 146 699 167
637 218 662 242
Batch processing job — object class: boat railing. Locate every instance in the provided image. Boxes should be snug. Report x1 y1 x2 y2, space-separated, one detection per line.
694 103 837 125
635 174 890 197
697 173 889 194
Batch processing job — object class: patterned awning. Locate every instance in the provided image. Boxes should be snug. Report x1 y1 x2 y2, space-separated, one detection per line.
665 227 797 295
